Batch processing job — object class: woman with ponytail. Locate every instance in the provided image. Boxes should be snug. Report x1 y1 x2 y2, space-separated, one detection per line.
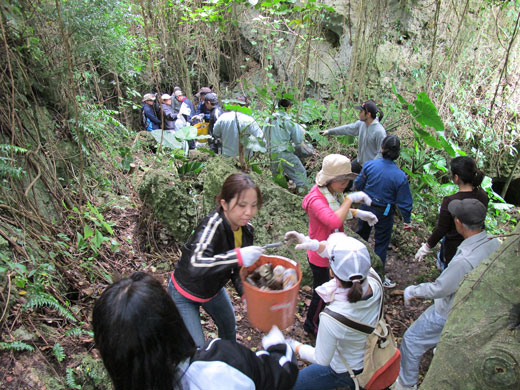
415 156 488 269
283 231 382 390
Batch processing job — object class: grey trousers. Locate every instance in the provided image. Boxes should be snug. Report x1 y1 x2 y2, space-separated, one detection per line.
398 305 447 386
270 151 308 187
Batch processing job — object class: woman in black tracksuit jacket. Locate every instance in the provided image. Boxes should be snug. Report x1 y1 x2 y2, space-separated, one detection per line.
169 173 266 346
93 272 298 390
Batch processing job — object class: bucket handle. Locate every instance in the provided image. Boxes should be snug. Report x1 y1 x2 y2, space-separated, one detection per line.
282 242 300 264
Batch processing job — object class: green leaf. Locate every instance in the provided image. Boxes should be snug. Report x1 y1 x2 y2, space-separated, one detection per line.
241 136 266 153
92 230 105 249
437 134 456 157
83 224 94 239
413 127 442 149
0 341 34 352
224 104 252 115
251 164 262 174
175 126 198 141
411 92 444 131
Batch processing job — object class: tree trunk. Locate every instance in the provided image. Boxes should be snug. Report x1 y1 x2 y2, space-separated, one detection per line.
420 226 520 389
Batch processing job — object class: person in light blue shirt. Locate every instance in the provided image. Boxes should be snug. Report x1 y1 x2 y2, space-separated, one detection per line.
212 97 263 158
266 99 308 190
394 199 499 390
354 134 412 288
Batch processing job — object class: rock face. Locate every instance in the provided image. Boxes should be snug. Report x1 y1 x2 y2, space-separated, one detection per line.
237 0 433 93
420 225 520 389
138 156 382 285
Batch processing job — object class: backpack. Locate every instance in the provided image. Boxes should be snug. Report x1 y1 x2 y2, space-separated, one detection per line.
141 107 152 131
322 271 401 390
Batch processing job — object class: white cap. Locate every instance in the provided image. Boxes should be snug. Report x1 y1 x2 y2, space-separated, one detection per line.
161 93 172 100
326 233 371 282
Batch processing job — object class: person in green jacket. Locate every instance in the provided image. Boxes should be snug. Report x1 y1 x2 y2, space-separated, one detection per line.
266 99 308 191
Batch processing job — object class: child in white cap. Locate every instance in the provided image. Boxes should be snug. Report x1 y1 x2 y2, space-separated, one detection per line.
284 231 383 390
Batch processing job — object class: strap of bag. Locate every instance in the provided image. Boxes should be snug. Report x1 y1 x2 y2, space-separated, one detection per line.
323 308 375 334
336 351 361 390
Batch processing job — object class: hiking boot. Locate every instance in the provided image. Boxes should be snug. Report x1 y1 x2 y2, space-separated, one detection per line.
383 277 396 288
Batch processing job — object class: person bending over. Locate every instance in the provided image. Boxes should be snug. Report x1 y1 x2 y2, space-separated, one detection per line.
93 272 298 390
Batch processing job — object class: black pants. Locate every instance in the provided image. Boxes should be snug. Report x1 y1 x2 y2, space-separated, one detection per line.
304 262 330 335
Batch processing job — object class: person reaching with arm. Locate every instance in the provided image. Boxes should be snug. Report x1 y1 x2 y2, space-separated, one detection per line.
168 173 264 347
301 154 377 336
284 231 382 390
322 100 386 174
93 272 298 390
414 156 488 270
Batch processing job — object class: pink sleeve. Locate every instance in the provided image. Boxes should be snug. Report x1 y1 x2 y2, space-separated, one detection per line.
307 196 343 230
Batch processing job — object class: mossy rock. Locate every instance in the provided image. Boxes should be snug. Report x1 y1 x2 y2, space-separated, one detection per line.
420 227 519 390
138 167 200 243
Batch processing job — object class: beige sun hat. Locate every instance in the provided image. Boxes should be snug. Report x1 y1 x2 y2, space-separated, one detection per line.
315 154 358 186
142 93 156 102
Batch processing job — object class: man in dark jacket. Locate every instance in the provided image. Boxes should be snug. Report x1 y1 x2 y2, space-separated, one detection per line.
141 93 161 130
160 94 176 130
204 92 223 153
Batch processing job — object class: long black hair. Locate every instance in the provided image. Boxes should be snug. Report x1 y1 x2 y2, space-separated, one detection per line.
450 156 484 188
381 134 400 161
93 272 196 390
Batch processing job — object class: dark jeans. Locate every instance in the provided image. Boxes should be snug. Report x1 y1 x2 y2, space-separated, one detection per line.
356 204 394 269
293 364 356 390
304 261 330 335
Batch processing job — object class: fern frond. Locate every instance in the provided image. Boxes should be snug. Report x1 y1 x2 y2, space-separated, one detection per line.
24 291 76 322
0 341 35 352
66 368 81 389
0 157 25 178
65 327 94 338
0 144 28 154
53 343 66 362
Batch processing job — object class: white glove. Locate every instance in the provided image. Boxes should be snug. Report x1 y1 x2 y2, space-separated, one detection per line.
356 210 378 226
239 246 264 267
284 231 320 251
321 130 329 136
404 286 415 307
262 325 285 349
298 344 317 363
286 339 302 351
347 191 372 206
414 243 432 262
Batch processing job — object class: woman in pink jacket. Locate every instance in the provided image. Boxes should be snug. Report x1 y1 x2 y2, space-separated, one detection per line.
302 154 377 335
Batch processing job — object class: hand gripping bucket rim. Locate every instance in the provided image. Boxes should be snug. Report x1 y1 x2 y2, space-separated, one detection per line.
240 255 302 332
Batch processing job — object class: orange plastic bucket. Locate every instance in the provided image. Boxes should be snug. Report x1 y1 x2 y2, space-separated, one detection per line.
194 122 209 143
240 255 302 332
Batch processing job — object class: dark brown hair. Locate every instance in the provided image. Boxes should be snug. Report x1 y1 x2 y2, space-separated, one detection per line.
216 173 263 211
450 156 484 188
335 273 365 303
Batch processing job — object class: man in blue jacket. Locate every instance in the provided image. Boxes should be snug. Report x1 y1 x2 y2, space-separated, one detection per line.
141 93 161 130
354 134 413 288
